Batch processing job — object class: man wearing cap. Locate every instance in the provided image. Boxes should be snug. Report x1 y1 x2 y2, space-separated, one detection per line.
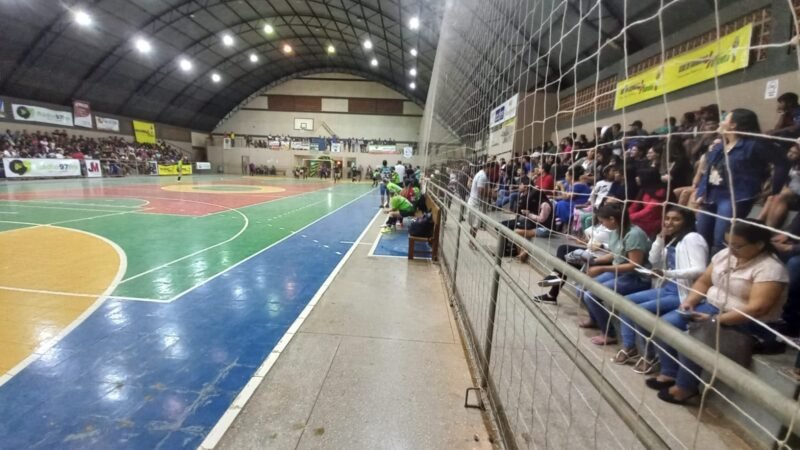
627 120 648 136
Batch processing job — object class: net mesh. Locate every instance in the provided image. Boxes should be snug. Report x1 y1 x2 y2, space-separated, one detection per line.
418 0 800 448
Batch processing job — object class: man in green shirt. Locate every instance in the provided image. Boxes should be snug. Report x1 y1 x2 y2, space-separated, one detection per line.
382 194 416 233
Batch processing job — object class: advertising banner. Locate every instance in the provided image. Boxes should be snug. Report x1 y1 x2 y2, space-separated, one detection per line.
85 159 102 178
3 158 81 178
291 141 310 151
614 24 752 110
12 104 73 127
73 100 92 128
331 142 342 153
403 146 413 158
95 116 120 132
489 93 519 128
489 93 519 156
268 140 281 150
133 120 157 144
156 164 193 176
195 162 212 170
367 144 399 154
0 99 5 119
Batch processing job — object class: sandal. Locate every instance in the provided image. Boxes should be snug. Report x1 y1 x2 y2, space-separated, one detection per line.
578 319 597 329
632 357 659 375
590 335 617 346
612 348 639 365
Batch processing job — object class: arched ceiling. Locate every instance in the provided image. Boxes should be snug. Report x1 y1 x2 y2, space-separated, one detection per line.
0 0 445 131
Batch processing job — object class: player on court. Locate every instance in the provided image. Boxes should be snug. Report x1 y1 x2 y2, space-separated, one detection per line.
177 156 184 182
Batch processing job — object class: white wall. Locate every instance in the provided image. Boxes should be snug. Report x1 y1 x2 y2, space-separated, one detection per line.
554 73 798 139
214 73 422 142
207 145 423 175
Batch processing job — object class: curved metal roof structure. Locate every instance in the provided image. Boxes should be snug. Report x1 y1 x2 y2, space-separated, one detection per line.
0 0 445 131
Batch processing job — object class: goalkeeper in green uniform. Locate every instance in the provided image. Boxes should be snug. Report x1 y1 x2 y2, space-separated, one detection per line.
177 156 185 182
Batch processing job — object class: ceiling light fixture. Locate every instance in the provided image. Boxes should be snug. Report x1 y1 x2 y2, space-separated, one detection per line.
179 58 193 71
249 53 259 63
222 34 234 46
410 48 418 57
327 44 336 54
134 38 152 54
409 17 420 30
283 44 293 54
409 68 417 76
211 72 221 83
263 24 274 34
370 58 378 67
74 10 92 27
409 82 416 90
363 39 373 50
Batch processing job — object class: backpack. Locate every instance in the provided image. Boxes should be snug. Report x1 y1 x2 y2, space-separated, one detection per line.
409 213 434 238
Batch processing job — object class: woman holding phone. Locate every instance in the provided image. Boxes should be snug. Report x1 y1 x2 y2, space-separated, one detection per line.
613 207 708 373
647 221 788 404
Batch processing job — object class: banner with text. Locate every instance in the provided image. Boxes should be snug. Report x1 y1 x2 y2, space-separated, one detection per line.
3 158 81 178
367 144 399 154
12 104 73 127
73 100 93 128
156 164 193 176
133 120 157 144
614 24 752 110
195 162 212 170
95 116 120 132
85 159 103 178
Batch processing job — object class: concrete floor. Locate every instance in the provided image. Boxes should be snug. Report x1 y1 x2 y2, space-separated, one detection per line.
216 211 494 450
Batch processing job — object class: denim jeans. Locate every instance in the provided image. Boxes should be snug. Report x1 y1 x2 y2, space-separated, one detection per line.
782 255 800 335
496 190 519 211
581 272 652 335
656 302 720 391
620 288 681 350
696 186 754 254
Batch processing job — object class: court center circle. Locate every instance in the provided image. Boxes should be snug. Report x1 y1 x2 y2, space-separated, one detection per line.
162 184 286 194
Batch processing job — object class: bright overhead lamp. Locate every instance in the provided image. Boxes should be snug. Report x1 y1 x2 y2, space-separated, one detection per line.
363 39 373 50
410 48 418 57
409 17 420 30
409 82 416 90
327 44 336 54
222 34 234 46
263 24 274 34
179 58 193 72
409 68 417 76
249 53 259 63
283 44 293 54
134 38 152 54
74 10 92 27
370 58 378 67
211 72 222 83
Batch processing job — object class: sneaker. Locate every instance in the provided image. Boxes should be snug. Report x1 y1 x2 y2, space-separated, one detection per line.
532 293 557 304
381 226 393 234
537 274 562 287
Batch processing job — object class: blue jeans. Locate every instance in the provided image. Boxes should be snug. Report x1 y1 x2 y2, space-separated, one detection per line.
620 288 681 350
783 255 800 334
581 272 652 336
496 189 512 208
696 186 754 254
656 302 720 391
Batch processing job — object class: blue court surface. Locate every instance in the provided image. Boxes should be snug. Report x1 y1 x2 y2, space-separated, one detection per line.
0 190 378 449
372 227 432 259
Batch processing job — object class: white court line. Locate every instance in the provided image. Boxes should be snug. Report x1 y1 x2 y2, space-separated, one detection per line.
0 285 160 303
198 205 383 450
0 211 18 214
164 188 376 303
17 200 146 209
0 201 130 213
0 226 128 387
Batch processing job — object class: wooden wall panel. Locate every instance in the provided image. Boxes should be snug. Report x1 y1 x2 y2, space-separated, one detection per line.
374 99 403 115
348 98 376 114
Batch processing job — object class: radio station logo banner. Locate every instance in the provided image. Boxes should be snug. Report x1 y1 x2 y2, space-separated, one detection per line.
3 158 81 178
615 24 752 110
73 100 93 128
12 104 73 127
85 159 103 178
133 120 157 144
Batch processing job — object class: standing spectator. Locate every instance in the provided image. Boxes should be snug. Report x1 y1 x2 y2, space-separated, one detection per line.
394 160 406 180
467 161 490 239
695 109 789 253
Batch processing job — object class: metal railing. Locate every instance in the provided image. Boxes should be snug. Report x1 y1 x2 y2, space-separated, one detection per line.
425 181 800 449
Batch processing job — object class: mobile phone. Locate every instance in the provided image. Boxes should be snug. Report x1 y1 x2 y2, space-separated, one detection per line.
676 309 694 318
635 267 653 276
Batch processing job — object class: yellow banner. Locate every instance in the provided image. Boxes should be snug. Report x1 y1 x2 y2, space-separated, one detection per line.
157 164 193 176
615 24 752 110
133 120 157 144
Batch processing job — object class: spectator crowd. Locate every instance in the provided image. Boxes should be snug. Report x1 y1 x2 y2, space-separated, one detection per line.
442 92 800 405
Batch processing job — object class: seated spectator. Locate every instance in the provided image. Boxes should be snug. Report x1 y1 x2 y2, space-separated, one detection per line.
533 163 555 193
662 139 693 188
772 213 800 336
757 140 800 228
382 192 417 232
695 109 789 254
614 207 708 372
629 168 668 238
553 166 591 230
578 203 652 346
575 164 616 232
645 144 663 173
648 221 788 404
768 92 800 139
